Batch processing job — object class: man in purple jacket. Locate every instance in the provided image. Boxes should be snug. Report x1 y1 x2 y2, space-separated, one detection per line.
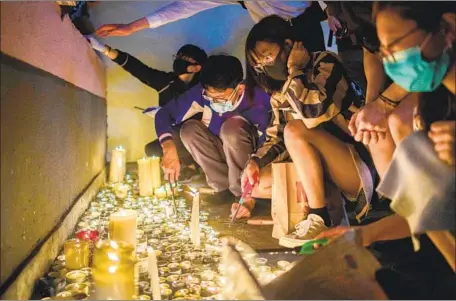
155 54 271 210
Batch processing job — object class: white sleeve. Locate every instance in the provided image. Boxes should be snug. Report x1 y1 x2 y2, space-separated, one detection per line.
146 1 234 29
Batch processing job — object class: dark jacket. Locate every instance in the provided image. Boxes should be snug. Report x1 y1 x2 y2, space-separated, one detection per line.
112 50 199 106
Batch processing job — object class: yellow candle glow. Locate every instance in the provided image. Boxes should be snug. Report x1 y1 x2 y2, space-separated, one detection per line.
154 186 167 199
109 146 127 183
92 240 136 300
147 247 161 300
109 209 137 248
64 239 89 270
137 157 154 197
150 156 161 189
115 183 130 199
190 191 201 247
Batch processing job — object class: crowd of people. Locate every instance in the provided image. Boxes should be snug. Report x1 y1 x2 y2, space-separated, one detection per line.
87 1 455 298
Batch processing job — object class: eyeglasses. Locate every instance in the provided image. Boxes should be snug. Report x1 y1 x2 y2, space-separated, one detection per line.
202 84 240 104
378 27 421 63
253 45 281 73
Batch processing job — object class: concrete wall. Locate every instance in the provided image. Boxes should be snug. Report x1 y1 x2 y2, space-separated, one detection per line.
0 1 106 296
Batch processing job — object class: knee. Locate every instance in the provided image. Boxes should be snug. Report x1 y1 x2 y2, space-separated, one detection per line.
180 120 204 143
284 120 310 143
220 117 250 145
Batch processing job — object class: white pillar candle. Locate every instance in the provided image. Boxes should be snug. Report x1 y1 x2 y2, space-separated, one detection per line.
190 191 201 247
150 156 161 189
137 157 154 197
109 209 137 248
109 146 127 183
148 247 161 300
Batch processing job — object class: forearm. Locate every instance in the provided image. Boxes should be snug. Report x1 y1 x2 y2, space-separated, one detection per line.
363 47 387 103
124 17 150 35
363 214 411 245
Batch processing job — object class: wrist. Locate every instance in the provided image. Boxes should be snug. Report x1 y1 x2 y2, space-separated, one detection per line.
161 139 176 150
102 45 111 56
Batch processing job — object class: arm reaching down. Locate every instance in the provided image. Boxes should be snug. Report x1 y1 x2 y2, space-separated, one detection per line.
95 1 231 38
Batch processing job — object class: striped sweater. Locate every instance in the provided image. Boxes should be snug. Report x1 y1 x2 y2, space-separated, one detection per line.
252 51 365 168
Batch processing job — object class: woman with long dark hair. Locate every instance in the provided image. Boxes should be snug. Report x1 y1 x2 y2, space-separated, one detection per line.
239 15 376 247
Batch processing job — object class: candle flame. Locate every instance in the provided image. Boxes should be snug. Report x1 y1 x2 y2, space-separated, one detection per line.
108 265 118 274
107 252 119 262
109 240 119 249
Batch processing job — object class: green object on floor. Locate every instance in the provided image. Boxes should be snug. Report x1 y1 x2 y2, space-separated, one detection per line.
299 238 329 255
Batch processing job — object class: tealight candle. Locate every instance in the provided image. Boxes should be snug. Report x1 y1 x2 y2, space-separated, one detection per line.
65 270 87 284
109 146 126 183
115 183 130 200
109 209 137 248
64 239 89 270
154 187 167 199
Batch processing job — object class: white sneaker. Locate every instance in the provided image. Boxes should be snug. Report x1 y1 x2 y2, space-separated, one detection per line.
279 214 329 248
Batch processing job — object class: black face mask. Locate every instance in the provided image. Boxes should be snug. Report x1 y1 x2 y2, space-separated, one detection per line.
173 59 196 75
263 47 289 81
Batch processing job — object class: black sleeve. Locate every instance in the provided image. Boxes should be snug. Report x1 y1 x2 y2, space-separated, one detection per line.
113 50 175 92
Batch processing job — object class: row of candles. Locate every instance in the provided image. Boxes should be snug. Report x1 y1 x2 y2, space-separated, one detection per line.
38 147 295 300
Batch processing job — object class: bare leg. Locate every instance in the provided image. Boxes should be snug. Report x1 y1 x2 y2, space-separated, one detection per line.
284 120 361 209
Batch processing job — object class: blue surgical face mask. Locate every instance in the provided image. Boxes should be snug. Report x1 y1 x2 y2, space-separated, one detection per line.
383 35 451 92
210 102 234 114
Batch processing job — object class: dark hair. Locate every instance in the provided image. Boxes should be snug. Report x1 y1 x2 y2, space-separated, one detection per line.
245 15 296 101
177 44 208 65
372 2 455 33
200 54 243 91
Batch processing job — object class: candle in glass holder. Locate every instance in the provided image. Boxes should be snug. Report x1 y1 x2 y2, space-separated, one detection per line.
138 157 154 197
115 183 130 199
109 209 137 248
64 239 89 270
92 240 136 300
148 247 161 300
190 191 201 247
109 146 127 183
150 156 161 189
154 187 167 199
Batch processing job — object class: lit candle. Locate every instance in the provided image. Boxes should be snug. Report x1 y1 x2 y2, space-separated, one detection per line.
190 190 201 247
154 187 167 199
109 209 137 248
150 156 161 189
115 183 130 199
109 146 127 183
64 239 89 270
92 240 136 300
148 247 161 300
137 157 154 197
